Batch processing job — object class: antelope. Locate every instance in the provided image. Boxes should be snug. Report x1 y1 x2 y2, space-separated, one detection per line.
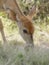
0 0 36 46
6 0 36 46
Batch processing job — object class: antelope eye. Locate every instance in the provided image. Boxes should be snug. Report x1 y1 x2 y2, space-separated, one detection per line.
23 29 28 34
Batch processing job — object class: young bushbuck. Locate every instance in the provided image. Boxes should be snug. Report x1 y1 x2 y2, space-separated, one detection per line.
6 0 36 46
0 19 6 43
0 0 36 46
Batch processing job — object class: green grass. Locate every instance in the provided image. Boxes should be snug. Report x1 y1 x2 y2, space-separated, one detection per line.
0 42 49 65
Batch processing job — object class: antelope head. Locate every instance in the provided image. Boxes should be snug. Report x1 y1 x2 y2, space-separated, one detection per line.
15 1 36 46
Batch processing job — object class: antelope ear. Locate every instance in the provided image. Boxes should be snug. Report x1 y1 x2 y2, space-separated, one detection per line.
27 5 36 20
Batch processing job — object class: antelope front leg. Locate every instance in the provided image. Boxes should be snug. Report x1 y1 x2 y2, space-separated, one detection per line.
0 19 6 43
0 29 7 43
